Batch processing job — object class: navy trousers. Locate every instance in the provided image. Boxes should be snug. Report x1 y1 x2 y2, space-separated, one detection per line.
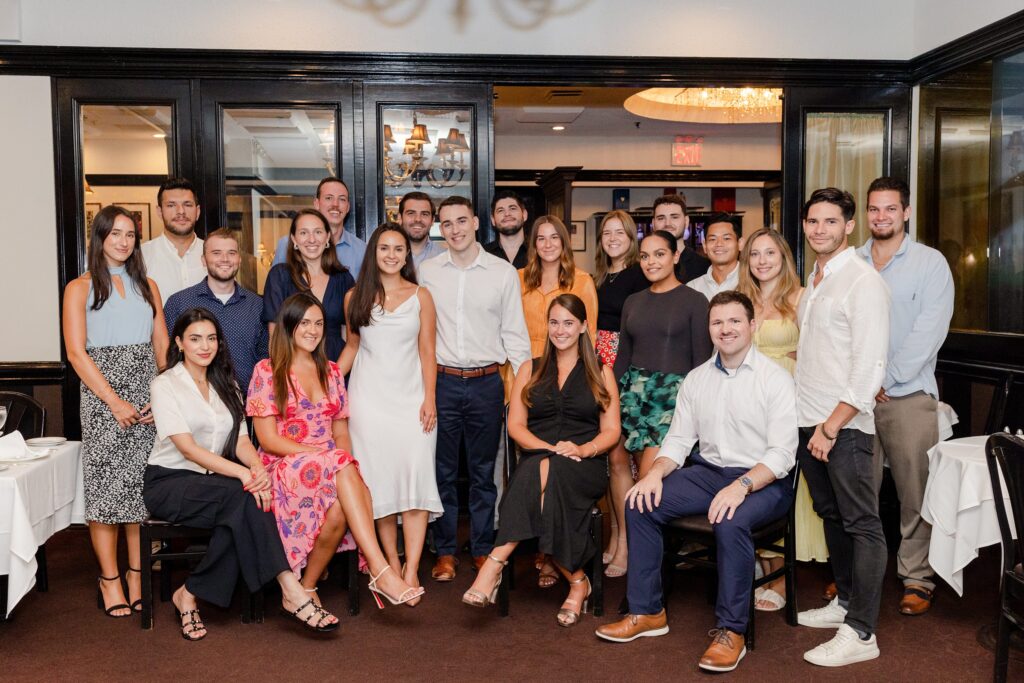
625 454 793 634
433 372 504 557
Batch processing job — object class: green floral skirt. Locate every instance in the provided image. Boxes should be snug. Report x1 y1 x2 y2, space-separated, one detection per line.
618 365 686 453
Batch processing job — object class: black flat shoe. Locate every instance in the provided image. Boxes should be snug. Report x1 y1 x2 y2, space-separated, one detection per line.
96 575 131 618
175 607 207 641
282 598 339 633
125 567 143 612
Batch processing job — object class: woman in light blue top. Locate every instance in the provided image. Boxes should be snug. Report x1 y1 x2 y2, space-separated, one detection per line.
63 205 169 618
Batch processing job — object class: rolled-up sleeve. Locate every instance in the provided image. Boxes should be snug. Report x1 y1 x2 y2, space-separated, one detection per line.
840 274 890 414
760 370 798 478
656 376 698 469
150 375 190 440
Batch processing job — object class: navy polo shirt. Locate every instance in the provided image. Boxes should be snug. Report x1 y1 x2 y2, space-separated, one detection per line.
163 279 268 391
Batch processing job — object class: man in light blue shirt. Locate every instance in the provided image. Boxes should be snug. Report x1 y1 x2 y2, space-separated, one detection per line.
857 177 953 617
272 177 367 278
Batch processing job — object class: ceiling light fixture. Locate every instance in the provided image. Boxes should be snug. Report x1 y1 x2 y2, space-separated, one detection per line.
551 125 566 131
624 87 782 124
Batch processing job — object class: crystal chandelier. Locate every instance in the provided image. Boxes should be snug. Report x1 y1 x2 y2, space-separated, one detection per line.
624 87 782 124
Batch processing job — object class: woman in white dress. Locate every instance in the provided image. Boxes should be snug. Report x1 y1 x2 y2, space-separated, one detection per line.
340 223 443 603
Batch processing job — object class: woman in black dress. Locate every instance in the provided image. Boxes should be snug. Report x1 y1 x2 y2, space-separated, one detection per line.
462 294 621 627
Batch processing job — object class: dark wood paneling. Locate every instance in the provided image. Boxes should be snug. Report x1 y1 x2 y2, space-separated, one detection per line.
909 9 1024 83
496 169 781 184
0 362 65 384
85 174 169 186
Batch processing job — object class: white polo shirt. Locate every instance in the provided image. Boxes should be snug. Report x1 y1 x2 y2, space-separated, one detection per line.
687 263 740 301
142 234 207 305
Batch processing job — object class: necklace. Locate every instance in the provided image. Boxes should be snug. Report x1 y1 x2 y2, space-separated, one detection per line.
606 271 621 284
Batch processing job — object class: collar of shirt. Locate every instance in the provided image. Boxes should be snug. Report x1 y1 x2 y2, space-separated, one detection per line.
159 233 201 258
808 245 856 283
712 345 755 376
857 234 911 272
441 243 486 270
197 278 243 304
702 262 739 285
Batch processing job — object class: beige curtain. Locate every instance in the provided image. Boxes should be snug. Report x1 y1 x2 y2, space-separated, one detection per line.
803 112 886 276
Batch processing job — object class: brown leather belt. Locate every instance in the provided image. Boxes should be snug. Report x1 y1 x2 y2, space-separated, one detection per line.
437 363 500 379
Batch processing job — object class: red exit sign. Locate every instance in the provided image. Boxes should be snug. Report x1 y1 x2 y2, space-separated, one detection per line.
672 135 704 167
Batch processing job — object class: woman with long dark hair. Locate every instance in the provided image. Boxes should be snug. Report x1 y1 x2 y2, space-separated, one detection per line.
248 292 424 610
144 308 341 638
62 205 169 617
339 224 442 603
463 294 620 627
262 209 355 362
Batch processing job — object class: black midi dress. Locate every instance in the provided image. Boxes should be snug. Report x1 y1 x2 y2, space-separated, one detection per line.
495 358 608 571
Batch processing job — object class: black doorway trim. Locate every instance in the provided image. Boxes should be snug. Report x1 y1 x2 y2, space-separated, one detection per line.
496 169 781 184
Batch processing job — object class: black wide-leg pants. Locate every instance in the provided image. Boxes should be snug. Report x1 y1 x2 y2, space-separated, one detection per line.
143 465 290 607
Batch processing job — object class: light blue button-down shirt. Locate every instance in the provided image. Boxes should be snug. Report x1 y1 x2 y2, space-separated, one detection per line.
272 229 368 279
857 235 953 399
412 239 446 272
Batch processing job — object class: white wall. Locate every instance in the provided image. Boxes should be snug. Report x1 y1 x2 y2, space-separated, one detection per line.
0 0 1011 61
0 76 61 362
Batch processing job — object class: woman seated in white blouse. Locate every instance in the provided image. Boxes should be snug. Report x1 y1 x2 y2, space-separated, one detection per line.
143 307 341 641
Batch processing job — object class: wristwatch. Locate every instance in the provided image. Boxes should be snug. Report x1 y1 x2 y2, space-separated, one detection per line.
739 476 754 495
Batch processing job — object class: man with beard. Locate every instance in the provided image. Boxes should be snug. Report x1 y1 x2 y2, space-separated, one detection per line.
162 228 267 390
272 176 367 278
483 190 528 269
652 194 710 284
142 177 207 304
687 213 742 300
856 177 953 616
399 191 445 270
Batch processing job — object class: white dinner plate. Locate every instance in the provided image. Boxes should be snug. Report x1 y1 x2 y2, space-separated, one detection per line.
0 448 52 464
26 437 67 447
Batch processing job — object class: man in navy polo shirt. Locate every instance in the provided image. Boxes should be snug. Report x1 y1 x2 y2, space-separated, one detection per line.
163 228 267 390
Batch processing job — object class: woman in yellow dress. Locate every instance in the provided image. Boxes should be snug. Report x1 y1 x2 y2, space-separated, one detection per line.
737 227 828 612
518 215 598 588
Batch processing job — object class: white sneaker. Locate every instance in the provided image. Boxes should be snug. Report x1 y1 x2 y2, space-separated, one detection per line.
803 624 880 667
797 596 848 628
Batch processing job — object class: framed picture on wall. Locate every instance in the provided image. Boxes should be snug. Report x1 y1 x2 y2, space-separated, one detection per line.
570 220 587 252
84 202 101 229
113 202 152 240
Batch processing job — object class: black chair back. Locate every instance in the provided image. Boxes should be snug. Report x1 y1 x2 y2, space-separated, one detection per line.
985 433 1024 575
0 391 46 439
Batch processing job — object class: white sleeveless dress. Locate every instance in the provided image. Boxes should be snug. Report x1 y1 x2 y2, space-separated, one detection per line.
348 290 443 521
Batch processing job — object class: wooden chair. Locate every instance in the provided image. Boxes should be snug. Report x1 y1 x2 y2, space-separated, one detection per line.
0 391 46 440
984 432 1024 683
660 463 801 650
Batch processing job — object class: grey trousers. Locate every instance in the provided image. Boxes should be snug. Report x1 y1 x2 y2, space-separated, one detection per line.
873 391 938 590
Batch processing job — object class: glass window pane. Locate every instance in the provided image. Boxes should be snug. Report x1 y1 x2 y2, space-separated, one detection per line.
222 107 337 293
990 54 1024 334
803 112 886 276
380 106 473 235
80 105 173 263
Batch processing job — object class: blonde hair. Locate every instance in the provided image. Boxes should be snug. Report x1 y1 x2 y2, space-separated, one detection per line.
594 210 639 287
737 228 801 320
522 215 576 293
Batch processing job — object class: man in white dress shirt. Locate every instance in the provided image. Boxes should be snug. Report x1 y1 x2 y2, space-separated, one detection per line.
595 290 797 674
686 213 742 300
141 178 206 305
794 187 890 667
418 196 531 582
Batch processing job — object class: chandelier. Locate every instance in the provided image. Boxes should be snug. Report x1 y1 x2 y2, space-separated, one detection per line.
624 87 782 124
383 115 470 189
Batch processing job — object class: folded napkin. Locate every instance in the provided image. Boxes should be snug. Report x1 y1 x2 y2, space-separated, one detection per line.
0 430 29 460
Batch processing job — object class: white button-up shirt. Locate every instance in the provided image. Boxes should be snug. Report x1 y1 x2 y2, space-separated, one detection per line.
657 346 797 479
148 363 242 474
418 244 531 373
141 234 206 305
795 246 890 434
687 263 740 301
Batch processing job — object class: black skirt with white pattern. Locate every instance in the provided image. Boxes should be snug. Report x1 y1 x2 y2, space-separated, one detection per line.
80 343 156 524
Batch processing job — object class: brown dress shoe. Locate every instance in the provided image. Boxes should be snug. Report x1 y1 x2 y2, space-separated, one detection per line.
823 581 837 601
473 556 487 571
431 555 458 582
899 586 933 615
699 628 746 672
594 610 668 643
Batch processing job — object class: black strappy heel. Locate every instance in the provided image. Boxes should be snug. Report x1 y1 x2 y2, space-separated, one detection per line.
125 567 143 612
96 575 131 618
282 598 340 633
174 607 208 641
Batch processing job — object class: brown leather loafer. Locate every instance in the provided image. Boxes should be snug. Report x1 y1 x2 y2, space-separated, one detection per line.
823 581 837 601
594 610 668 643
699 628 746 672
899 586 933 615
472 556 487 571
431 555 458 582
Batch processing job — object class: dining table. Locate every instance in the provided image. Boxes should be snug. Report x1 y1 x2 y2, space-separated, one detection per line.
921 434 1015 596
0 440 85 618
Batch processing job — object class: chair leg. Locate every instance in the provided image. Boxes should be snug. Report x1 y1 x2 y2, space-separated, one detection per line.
994 611 1011 683
0 576 8 622
34 546 48 592
747 589 757 651
591 509 604 617
498 559 511 617
140 529 153 630
253 586 265 623
241 581 253 624
347 550 359 616
158 541 172 602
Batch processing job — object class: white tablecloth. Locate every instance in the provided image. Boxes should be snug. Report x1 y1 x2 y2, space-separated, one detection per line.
921 435 1015 596
0 441 85 617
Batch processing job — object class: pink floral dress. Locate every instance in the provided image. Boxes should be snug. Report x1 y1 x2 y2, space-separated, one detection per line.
246 359 357 573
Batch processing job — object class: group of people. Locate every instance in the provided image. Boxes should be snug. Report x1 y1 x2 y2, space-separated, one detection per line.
62 173 953 672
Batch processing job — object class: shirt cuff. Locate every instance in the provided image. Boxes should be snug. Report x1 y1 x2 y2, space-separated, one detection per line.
760 452 795 480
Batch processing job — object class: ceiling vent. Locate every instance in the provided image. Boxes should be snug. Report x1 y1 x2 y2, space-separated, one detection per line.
545 89 584 102
515 106 584 124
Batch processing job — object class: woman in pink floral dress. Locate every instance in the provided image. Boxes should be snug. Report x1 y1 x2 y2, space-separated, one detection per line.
248 292 424 609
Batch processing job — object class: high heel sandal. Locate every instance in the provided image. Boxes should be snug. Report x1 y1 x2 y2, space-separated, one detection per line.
400 563 423 607
124 567 143 612
603 522 619 565
96 575 131 618
462 554 506 608
367 565 425 609
281 598 340 633
174 607 207 641
557 575 591 627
